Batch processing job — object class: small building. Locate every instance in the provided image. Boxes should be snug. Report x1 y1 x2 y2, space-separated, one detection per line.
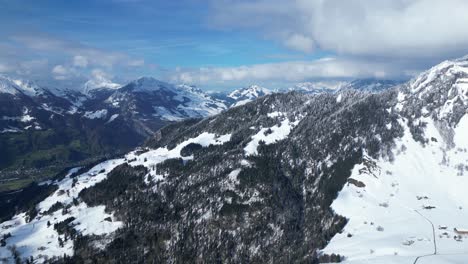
454 228 468 235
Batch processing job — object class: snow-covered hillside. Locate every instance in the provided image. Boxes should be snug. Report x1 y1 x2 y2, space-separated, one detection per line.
322 57 468 264
323 117 468 263
1 56 467 263
0 132 232 263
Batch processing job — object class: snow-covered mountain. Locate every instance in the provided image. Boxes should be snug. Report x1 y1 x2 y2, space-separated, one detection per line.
0 76 227 188
210 79 400 109
286 79 401 95
0 76 48 97
287 81 347 94
338 78 403 93
0 76 78 134
227 85 272 107
323 56 468 264
83 76 121 95
0 75 227 134
1 56 467 263
105 77 227 123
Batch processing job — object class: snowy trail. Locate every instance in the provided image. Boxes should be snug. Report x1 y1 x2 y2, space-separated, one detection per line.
413 210 437 254
412 210 437 264
412 211 468 263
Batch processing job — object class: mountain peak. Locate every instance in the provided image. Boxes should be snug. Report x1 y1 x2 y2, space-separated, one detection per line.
176 84 204 94
125 77 176 93
0 75 46 97
409 57 468 94
0 76 20 95
228 85 271 100
83 76 121 94
227 85 272 107
397 56 468 124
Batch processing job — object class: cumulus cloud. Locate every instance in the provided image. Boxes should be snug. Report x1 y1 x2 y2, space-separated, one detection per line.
6 33 144 74
52 65 77 80
0 32 145 86
169 57 414 86
209 0 468 59
73 55 88 68
284 34 315 53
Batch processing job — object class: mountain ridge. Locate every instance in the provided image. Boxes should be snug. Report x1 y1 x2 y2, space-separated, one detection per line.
1 56 465 263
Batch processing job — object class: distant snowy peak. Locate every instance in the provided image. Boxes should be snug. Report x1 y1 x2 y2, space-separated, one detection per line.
105 77 227 122
123 77 177 93
228 85 272 106
286 79 400 95
0 76 46 97
12 79 48 97
83 77 121 95
339 79 402 93
228 85 271 100
288 81 346 94
0 76 19 95
176 84 205 95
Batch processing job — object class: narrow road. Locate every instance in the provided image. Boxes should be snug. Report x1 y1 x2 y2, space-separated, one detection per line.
413 210 437 264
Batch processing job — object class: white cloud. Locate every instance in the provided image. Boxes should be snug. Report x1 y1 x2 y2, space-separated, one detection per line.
90 68 115 81
169 57 413 86
84 68 121 90
0 32 146 86
209 0 468 58
52 64 77 80
10 33 144 69
284 34 314 53
73 55 88 68
52 65 68 75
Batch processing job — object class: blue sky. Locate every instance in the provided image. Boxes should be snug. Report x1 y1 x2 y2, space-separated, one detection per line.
4 0 302 67
1 0 468 90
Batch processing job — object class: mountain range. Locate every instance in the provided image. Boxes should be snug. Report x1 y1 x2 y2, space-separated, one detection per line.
0 76 399 192
0 76 228 190
0 56 466 263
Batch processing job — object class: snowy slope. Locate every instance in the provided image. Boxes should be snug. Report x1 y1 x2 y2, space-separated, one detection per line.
244 113 302 156
323 117 468 263
0 131 232 263
322 57 468 264
0 161 125 262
